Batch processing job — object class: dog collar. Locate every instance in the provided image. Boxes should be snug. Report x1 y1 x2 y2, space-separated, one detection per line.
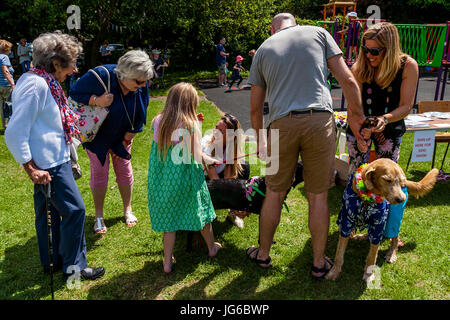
245 177 290 213
354 163 385 203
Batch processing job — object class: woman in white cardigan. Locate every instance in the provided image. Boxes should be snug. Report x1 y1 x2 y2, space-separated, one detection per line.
5 31 104 281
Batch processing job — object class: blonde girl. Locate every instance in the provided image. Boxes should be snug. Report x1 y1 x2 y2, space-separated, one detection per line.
147 82 222 274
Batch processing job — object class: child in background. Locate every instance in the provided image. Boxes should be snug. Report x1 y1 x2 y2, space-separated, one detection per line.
225 55 245 92
147 82 222 274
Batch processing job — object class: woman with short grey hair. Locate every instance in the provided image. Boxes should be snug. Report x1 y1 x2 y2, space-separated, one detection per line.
70 50 153 234
5 31 105 280
32 31 82 73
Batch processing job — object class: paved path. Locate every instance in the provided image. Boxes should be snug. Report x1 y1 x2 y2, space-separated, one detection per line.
201 76 450 131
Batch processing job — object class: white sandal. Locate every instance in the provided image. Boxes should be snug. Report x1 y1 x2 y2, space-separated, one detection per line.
124 212 138 227
94 217 107 234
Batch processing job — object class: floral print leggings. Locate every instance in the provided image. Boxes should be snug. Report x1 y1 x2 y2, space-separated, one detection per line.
346 133 404 174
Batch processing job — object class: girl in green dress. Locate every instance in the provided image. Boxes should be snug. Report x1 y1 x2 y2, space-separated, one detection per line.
147 82 222 274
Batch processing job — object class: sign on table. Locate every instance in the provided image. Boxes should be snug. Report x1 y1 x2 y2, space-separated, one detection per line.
411 130 436 162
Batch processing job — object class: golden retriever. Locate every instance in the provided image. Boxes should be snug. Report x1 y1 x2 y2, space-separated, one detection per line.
326 158 439 283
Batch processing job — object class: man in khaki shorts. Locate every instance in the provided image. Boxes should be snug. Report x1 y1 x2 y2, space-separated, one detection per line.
247 13 366 278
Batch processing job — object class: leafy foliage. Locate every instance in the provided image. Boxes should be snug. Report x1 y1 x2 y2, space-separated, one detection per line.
0 0 449 71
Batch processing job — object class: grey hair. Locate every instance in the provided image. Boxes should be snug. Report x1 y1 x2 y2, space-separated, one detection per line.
271 13 296 32
115 50 154 81
32 31 82 73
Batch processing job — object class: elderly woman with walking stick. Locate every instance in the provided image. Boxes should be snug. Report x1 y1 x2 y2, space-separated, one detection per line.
5 31 105 282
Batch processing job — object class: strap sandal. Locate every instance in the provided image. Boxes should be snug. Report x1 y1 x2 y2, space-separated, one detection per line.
124 211 138 227
94 217 107 234
311 256 334 280
246 246 272 269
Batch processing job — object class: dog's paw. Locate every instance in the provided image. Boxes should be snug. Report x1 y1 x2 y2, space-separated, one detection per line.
363 271 376 283
325 266 340 281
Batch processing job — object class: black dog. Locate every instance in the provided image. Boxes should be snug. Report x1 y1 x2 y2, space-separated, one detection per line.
207 160 304 214
186 161 304 251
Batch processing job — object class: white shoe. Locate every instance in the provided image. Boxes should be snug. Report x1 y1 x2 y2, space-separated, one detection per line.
124 211 138 227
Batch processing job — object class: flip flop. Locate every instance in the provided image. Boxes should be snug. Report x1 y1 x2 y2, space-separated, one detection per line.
311 256 334 280
94 217 107 234
246 246 272 269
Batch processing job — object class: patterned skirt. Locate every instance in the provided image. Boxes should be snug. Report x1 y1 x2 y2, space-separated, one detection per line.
147 142 216 232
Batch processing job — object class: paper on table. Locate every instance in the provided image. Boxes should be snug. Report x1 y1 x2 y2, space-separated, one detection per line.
421 112 450 119
432 123 450 128
405 120 430 128
406 115 434 122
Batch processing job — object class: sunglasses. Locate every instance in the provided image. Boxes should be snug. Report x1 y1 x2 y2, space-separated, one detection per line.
224 113 238 128
361 46 385 56
134 79 147 85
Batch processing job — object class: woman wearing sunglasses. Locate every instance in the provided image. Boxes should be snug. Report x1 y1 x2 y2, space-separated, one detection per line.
346 22 418 172
346 22 419 262
69 50 153 234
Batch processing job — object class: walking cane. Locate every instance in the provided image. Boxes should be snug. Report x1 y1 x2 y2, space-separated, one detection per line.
40 183 54 300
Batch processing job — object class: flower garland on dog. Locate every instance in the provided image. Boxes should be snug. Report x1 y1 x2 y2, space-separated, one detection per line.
246 176 290 213
354 163 385 203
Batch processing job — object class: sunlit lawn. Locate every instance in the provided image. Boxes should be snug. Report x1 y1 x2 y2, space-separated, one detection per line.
0 86 448 300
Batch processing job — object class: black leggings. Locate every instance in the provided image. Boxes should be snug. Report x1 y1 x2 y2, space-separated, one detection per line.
229 75 243 88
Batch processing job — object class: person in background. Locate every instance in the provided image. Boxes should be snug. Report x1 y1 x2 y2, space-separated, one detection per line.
0 39 15 130
5 31 105 281
216 37 229 87
225 55 245 92
17 38 32 73
338 12 361 62
100 40 112 64
151 49 168 79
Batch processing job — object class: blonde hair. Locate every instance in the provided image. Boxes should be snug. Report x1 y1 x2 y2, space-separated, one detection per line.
355 22 408 89
208 113 244 179
156 82 199 160
0 40 13 54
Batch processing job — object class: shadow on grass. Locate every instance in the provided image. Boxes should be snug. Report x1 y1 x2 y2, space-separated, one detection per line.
0 215 128 299
202 232 368 300
0 236 66 299
378 240 417 268
84 226 380 300
84 215 125 246
296 183 346 218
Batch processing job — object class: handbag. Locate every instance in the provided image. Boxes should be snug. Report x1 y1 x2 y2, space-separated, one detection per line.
70 137 82 180
69 66 111 143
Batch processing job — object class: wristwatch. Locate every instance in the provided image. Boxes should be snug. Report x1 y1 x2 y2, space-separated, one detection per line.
383 116 389 125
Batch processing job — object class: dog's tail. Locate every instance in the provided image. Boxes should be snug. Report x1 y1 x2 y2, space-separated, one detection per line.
405 168 439 198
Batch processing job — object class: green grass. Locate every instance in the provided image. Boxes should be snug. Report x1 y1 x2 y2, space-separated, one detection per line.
0 93 449 300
